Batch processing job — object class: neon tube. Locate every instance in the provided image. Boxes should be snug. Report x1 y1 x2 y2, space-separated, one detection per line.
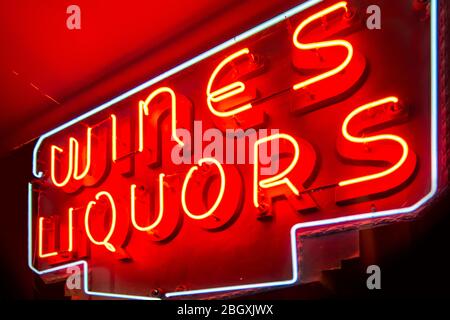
50 144 74 188
130 173 166 231
207 48 253 117
72 127 92 180
28 0 439 300
32 0 322 178
253 134 300 207
38 217 58 258
182 158 226 220
84 191 117 252
111 115 117 162
338 97 409 187
138 87 184 152
68 208 74 252
292 1 353 91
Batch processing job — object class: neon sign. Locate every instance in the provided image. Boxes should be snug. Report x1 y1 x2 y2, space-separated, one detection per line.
29 0 439 299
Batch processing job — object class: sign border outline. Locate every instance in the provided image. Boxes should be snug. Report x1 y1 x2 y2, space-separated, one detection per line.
28 0 439 300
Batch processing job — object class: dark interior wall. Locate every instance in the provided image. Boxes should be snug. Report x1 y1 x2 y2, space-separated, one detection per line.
0 144 34 299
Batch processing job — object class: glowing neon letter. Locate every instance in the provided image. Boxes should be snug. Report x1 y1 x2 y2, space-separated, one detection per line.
292 1 353 90
182 158 225 220
50 127 92 186
38 217 58 258
50 144 74 187
130 173 166 231
72 127 92 180
207 48 253 117
111 114 117 162
253 134 300 208
67 208 74 252
138 87 184 152
338 96 409 187
84 191 117 252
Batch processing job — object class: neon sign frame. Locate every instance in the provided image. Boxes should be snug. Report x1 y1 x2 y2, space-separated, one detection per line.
28 0 439 299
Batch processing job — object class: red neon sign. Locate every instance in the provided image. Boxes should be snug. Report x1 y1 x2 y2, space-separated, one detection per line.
29 0 439 299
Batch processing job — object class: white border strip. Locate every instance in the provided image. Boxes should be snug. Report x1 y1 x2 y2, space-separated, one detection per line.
31 0 323 179
27 184 160 300
28 0 439 300
166 0 440 298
